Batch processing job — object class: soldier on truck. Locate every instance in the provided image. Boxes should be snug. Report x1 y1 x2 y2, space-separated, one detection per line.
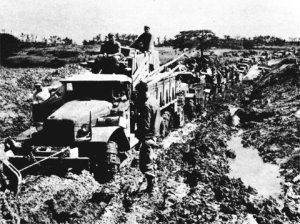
33 82 51 104
131 26 154 53
92 33 123 74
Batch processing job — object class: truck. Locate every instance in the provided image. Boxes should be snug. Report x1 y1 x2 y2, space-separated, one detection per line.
1 48 193 194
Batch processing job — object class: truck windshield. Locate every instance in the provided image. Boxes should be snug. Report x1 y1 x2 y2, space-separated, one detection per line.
66 82 124 102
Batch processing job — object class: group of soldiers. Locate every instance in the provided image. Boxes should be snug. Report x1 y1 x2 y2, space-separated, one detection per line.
201 62 244 99
92 25 154 74
33 25 154 103
183 59 247 119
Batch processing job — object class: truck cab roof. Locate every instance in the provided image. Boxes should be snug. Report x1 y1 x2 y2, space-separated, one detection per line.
61 72 132 83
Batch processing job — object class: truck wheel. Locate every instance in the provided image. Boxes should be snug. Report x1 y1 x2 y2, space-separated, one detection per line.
105 141 120 178
93 141 120 182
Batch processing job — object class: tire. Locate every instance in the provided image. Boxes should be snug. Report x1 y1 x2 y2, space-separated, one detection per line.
93 141 120 182
105 141 120 178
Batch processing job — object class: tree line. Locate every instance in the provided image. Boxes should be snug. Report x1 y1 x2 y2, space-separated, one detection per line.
18 33 74 47
171 30 294 53
1 29 300 59
82 33 139 46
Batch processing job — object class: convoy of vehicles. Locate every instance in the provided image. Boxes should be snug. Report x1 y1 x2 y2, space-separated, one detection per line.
1 46 281 194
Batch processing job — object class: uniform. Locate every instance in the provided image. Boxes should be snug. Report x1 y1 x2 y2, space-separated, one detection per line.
33 87 50 104
100 41 121 55
136 97 160 178
94 40 122 74
132 32 154 52
135 90 160 193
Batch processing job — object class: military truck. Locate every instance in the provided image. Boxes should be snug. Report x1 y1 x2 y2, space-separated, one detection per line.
1 48 191 193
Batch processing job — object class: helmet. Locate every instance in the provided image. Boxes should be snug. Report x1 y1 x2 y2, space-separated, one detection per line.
34 81 42 87
136 80 148 92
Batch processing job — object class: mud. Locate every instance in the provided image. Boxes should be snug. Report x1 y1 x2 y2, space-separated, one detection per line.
85 100 295 224
1 53 300 223
236 62 300 223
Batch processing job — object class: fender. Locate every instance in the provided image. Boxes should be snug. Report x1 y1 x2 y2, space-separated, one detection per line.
90 126 130 151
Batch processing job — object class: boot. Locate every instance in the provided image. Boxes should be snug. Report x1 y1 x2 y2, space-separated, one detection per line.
145 175 155 194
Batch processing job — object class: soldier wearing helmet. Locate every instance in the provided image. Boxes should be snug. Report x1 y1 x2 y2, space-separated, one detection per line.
132 26 154 52
135 80 161 194
100 33 121 56
33 81 50 104
93 33 123 73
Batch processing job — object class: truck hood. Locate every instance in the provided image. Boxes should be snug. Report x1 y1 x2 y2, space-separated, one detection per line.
47 100 112 124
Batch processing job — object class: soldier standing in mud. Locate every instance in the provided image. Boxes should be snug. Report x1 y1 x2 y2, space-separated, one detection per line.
216 69 222 95
135 80 161 194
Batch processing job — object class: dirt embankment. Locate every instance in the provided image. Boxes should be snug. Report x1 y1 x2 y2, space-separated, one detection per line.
236 63 300 222
241 64 300 163
4 45 101 68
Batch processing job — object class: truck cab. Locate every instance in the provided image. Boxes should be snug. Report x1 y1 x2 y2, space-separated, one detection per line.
28 73 132 148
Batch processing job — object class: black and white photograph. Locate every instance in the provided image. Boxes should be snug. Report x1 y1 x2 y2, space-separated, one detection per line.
0 0 300 223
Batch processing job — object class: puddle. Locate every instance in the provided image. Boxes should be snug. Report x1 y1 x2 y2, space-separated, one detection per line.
228 105 240 126
244 64 260 80
228 131 282 198
228 105 239 116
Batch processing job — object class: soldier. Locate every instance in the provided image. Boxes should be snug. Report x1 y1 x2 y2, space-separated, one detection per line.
93 33 123 73
135 80 161 194
131 26 154 52
33 82 50 104
100 33 122 56
216 69 222 94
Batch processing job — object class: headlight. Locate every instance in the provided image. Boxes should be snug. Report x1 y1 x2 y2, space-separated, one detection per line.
34 122 44 132
76 123 90 138
80 124 90 132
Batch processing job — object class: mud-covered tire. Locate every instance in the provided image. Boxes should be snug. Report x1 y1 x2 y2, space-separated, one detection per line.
93 141 120 182
105 141 120 178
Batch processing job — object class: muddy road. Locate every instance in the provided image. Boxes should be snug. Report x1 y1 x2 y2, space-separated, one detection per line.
0 98 296 223
1 58 300 223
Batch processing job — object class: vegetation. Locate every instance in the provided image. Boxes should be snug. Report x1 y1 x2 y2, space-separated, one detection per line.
0 33 20 64
83 33 138 46
173 30 218 56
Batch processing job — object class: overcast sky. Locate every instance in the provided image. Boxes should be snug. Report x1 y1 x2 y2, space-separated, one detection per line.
1 0 299 43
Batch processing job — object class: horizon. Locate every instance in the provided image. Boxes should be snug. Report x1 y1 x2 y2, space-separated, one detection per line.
1 0 300 44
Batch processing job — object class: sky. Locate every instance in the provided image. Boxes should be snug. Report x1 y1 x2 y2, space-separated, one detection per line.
0 0 300 43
